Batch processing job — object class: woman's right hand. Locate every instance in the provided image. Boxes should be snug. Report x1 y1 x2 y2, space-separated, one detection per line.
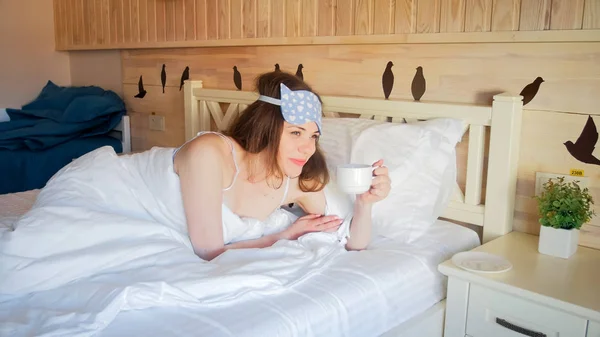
281 214 344 241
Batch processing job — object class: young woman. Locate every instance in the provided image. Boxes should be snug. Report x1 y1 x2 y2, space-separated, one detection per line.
173 71 391 261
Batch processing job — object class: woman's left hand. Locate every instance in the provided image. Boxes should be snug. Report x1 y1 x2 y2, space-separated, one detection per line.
357 159 391 205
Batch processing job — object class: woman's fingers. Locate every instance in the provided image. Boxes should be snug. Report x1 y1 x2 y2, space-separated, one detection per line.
371 175 390 186
323 225 342 233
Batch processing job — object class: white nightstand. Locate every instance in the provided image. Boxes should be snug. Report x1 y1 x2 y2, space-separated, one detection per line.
438 231 600 337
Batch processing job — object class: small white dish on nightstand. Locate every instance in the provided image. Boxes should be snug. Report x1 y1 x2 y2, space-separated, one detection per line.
451 252 513 274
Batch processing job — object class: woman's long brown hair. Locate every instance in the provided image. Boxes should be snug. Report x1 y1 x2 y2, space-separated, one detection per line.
225 71 329 192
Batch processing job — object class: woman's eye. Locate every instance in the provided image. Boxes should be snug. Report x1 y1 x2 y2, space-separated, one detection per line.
311 134 320 140
291 131 301 136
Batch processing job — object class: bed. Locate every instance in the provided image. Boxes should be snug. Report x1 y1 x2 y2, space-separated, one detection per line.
0 80 523 337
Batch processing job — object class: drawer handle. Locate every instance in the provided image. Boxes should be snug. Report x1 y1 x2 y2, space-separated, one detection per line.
495 318 546 337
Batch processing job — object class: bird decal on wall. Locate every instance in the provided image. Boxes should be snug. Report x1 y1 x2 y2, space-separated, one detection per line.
161 64 166 94
233 66 242 90
381 61 394 100
274 63 281 72
134 75 147 99
564 115 600 166
411 66 426 101
520 77 544 106
296 64 304 80
179 66 189 91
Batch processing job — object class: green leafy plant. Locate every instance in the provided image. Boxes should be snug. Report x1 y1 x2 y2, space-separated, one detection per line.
534 176 596 230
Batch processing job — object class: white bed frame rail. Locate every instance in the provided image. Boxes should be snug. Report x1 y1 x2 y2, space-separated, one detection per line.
111 115 132 154
184 80 523 244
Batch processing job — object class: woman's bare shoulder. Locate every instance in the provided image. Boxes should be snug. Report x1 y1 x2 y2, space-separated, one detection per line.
173 133 232 173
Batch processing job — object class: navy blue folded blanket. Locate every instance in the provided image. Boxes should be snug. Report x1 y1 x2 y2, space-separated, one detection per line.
0 81 126 151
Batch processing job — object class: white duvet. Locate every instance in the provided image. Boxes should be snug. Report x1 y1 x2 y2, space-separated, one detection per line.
0 145 476 337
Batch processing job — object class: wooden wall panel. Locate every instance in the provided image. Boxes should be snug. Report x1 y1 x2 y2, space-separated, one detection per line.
121 42 600 248
519 0 551 31
53 0 600 50
584 0 600 29
550 0 584 30
464 0 492 32
491 0 520 31
440 0 466 33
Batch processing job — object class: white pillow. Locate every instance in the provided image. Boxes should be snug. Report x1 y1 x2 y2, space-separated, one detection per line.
318 117 384 180
349 118 466 242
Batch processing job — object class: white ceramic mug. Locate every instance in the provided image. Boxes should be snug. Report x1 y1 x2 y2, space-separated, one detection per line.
336 164 374 194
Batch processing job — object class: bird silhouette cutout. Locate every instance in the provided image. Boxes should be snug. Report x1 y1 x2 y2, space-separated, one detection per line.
134 75 147 99
179 66 189 91
411 66 426 101
564 115 600 166
296 64 304 80
274 63 281 72
519 77 544 105
161 64 166 94
381 61 394 100
233 66 242 90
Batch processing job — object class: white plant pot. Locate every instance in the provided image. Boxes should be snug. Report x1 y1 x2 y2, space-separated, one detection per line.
538 226 580 259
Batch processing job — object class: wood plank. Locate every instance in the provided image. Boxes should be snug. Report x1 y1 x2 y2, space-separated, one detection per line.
354 0 373 35
218 0 230 39
395 0 416 33
175 0 185 40
286 0 301 37
373 0 392 34
55 0 67 48
101 0 111 45
416 0 441 33
491 0 520 31
465 0 492 32
131 0 140 43
230 0 243 39
243 0 257 38
550 0 584 30
206 0 218 39
196 0 207 40
123 0 132 43
440 0 466 32
336 0 354 35
583 0 600 29
272 0 286 37
139 0 148 42
184 0 196 40
317 0 334 36
257 0 270 37
83 0 94 45
165 0 176 41
155 0 166 41
109 0 121 44
147 0 157 42
519 0 551 31
301 0 316 37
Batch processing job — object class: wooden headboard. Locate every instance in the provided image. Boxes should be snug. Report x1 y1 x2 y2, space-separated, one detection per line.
183 80 524 244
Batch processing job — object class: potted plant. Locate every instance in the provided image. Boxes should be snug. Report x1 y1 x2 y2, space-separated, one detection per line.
534 176 595 259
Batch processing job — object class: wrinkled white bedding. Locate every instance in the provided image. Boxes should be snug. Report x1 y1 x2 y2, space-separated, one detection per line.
0 146 479 337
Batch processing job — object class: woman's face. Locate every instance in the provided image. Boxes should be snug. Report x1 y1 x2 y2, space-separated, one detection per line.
278 121 320 178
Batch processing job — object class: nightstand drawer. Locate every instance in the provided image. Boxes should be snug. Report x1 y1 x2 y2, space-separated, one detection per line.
466 284 587 337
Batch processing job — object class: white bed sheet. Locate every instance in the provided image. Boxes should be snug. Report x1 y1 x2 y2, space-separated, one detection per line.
100 220 480 337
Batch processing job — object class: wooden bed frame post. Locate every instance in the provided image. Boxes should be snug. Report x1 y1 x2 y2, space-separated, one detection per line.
482 93 524 243
183 80 204 140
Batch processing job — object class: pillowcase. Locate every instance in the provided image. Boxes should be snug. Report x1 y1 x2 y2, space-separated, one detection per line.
318 117 385 180
349 118 466 242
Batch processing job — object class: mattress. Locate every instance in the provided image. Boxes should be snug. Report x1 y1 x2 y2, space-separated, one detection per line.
99 220 480 337
0 188 40 231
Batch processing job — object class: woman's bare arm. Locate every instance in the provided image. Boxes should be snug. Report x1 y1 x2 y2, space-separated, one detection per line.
175 136 229 261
